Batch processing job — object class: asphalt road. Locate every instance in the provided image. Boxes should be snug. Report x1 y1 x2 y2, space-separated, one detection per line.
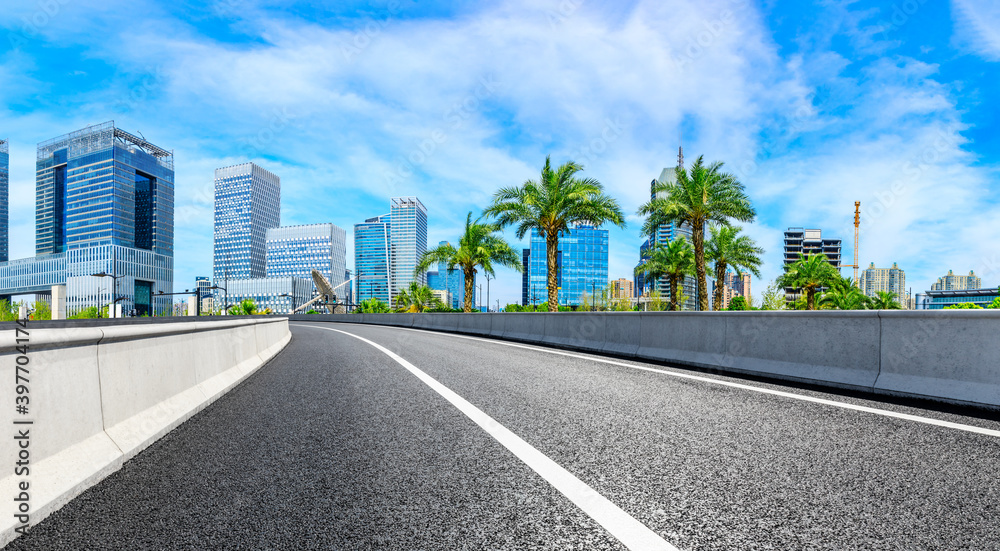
6 322 1000 550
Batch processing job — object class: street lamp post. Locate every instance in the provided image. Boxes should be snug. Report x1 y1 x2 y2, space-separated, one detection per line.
485 273 493 313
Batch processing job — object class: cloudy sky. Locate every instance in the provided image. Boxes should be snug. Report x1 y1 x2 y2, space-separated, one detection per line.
1 0 998 306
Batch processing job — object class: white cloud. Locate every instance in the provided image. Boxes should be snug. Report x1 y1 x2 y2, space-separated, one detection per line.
952 0 1000 61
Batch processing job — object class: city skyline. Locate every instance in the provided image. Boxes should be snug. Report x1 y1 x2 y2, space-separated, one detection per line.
1 1 999 306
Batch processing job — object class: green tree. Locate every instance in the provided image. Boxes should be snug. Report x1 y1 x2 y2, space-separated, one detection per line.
484 156 626 312
394 281 443 313
0 299 17 322
30 300 52 320
778 253 840 310
228 299 258 316
819 276 872 310
69 306 100 319
634 238 695 311
758 279 787 311
726 296 750 310
870 290 903 310
944 302 983 309
356 297 391 313
706 225 764 311
988 295 1000 309
638 156 756 311
414 212 522 313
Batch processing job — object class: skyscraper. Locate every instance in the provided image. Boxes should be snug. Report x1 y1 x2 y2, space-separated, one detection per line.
713 271 751 309
266 223 348 298
213 163 280 282
426 240 468 310
389 196 427 295
354 214 391 303
782 227 842 303
0 122 175 316
860 262 906 303
0 139 8 262
524 224 608 307
930 270 980 291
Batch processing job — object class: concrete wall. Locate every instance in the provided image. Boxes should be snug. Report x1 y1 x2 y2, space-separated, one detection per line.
289 310 1000 410
0 317 290 546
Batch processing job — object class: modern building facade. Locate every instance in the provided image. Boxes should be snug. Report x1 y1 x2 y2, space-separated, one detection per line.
916 287 999 310
0 122 175 316
524 224 609 307
266 223 348 299
389 196 427 296
930 270 981 291
222 276 312 314
0 139 8 262
213 163 280 283
713 271 751 309
860 262 906 304
354 214 391 304
783 227 842 303
426 240 468 310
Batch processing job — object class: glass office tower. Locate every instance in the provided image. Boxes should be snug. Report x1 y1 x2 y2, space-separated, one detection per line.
644 166 698 310
266 223 348 297
25 122 175 315
0 139 7 262
354 214 391 303
389 196 427 295
213 163 280 282
426 240 469 310
525 224 608 307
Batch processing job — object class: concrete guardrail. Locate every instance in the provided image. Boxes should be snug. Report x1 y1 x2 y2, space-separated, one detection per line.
289 310 999 411
0 317 290 546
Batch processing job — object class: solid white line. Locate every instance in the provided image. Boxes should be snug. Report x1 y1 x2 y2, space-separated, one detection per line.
293 323 1000 440
306 325 678 551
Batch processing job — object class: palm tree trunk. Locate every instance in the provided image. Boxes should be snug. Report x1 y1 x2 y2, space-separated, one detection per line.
807 288 815 310
713 262 726 311
546 232 559 312
693 220 708 311
669 275 679 311
463 268 475 313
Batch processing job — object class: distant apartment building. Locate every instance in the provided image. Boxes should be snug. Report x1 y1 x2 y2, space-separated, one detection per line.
426 240 469 310
783 227 842 303
611 278 634 300
859 262 907 306
713 271 751 309
0 138 7 262
266 223 348 299
930 270 981 291
0 122 175 316
523 224 608 307
213 163 281 281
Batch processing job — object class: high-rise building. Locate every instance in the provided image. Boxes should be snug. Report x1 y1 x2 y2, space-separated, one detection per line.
224 276 312 314
266 223 347 298
713 271 751 309
524 224 608 307
860 262 906 305
213 163 280 282
426 240 468 310
0 122 175 316
354 214 391 303
930 270 980 291
0 138 8 262
389 196 427 295
782 227 842 303
522 248 533 306
611 278 634 300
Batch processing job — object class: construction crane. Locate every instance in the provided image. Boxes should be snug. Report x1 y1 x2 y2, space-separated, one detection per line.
841 201 861 287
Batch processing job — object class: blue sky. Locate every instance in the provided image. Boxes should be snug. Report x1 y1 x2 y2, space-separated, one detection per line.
1 0 998 306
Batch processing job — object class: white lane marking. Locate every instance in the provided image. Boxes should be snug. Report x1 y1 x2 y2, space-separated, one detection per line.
304 325 678 551
293 323 1000 440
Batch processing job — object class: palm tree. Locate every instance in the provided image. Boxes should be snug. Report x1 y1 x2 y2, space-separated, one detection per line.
638 156 755 311
706 225 764 311
819 276 872 310
634 237 695 311
869 290 902 310
394 281 443 313
484 156 626 312
778 253 840 310
414 212 522 313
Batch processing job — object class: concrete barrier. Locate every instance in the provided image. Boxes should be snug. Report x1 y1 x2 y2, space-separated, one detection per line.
287 311 1000 411
0 318 290 546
